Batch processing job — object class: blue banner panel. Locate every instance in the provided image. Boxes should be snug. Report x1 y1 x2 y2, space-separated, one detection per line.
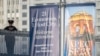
64 4 95 56
30 5 59 56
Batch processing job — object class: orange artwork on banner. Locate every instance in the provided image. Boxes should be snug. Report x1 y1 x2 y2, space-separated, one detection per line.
67 12 94 56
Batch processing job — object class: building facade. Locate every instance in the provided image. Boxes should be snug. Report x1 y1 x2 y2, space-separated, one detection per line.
0 0 4 29
0 0 29 31
0 0 96 32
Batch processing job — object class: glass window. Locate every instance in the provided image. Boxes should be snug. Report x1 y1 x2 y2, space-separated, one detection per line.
97 9 100 15
22 20 27 25
16 17 19 19
12 10 14 13
22 12 27 17
16 9 19 13
12 17 14 19
96 2 100 7
2 11 3 15
7 0 10 5
22 28 27 31
98 26 100 31
22 0 27 1
16 0 19 4
7 18 10 20
22 5 27 9
7 9 10 13
0 11 1 15
98 18 100 22
12 0 14 5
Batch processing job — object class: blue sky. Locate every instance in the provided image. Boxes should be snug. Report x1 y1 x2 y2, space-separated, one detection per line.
65 5 95 27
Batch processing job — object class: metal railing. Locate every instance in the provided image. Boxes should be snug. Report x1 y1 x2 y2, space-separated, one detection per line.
0 30 29 56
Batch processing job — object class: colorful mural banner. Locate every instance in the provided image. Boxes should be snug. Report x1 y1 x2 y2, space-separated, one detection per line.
64 4 95 56
30 5 59 56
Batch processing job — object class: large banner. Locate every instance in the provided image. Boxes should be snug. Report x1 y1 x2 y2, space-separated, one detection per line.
30 5 59 56
64 4 95 56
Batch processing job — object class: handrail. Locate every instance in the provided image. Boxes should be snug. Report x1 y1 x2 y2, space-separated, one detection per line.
0 30 29 56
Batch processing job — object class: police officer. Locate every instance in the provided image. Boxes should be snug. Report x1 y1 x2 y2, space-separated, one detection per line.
4 20 17 31
4 20 17 56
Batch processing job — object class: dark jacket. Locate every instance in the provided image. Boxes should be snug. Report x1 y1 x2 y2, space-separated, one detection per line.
4 26 17 31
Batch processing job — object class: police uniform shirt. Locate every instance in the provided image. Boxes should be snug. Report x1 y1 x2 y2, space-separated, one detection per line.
4 26 17 31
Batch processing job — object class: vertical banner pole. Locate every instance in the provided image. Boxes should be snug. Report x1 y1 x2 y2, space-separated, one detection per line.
60 0 65 55
60 3 65 56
